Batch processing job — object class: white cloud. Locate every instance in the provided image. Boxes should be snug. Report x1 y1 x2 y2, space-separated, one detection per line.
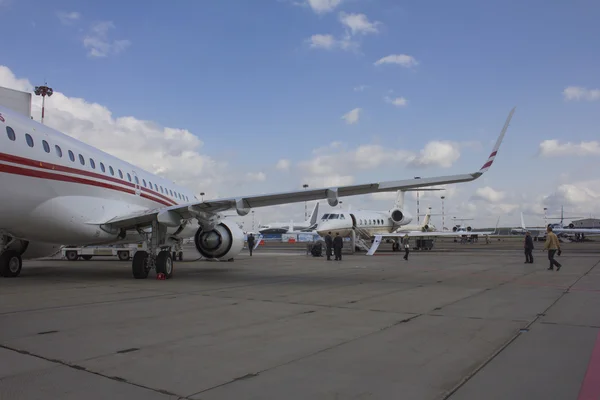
306 33 358 52
57 11 80 25
246 172 267 181
354 85 369 92
384 96 408 107
472 186 506 203
341 107 361 124
276 159 291 171
374 54 419 68
562 86 600 102
539 139 600 157
83 21 131 58
0 65 266 200
307 0 343 14
338 12 381 35
408 141 461 168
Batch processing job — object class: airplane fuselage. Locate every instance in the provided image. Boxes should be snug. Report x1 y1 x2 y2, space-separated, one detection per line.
0 106 199 259
315 209 413 239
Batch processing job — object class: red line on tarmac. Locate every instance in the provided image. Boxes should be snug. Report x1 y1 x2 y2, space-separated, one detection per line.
578 330 600 400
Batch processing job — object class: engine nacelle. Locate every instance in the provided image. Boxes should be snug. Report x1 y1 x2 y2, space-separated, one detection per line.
568 223 575 229
389 208 412 225
466 226 472 232
194 219 245 260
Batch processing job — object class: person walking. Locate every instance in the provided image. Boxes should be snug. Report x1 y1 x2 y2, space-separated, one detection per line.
333 232 343 261
324 232 333 261
524 231 534 263
543 226 562 271
402 234 410 261
247 233 255 256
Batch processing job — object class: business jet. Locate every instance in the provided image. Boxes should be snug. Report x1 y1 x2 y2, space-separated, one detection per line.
520 210 600 237
0 105 515 279
315 188 440 239
258 202 319 234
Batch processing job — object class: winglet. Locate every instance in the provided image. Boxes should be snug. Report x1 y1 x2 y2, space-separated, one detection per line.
478 107 516 174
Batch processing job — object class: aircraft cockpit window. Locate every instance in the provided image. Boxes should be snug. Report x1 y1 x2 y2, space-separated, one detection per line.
109 166 115 176
328 214 339 219
340 214 345 219
6 126 16 141
25 133 34 148
55 145 62 158
100 163 106 173
78 154 85 166
42 140 50 153
90 159 96 169
322 214 330 220
68 150 75 162
127 173 132 182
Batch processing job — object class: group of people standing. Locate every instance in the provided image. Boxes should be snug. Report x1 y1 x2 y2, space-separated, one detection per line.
323 232 344 260
524 226 563 271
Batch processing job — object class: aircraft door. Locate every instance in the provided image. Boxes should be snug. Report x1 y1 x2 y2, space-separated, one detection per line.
132 170 141 196
350 214 357 228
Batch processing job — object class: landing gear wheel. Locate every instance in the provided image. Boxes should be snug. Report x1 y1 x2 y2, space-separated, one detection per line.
132 251 150 279
66 250 78 261
81 255 93 261
178 252 183 261
0 250 22 278
118 251 130 261
156 251 173 279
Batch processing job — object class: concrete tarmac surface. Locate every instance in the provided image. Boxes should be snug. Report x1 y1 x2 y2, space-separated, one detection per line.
1 243 600 399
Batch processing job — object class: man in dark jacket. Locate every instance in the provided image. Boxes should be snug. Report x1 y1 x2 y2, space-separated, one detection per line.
402 234 410 261
333 232 343 261
524 231 534 263
324 232 333 261
247 233 255 256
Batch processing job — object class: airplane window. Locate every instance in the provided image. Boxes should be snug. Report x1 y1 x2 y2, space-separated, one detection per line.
68 150 75 162
78 154 85 165
118 170 123 179
55 145 62 158
25 133 34 148
6 126 16 141
322 214 330 220
127 173 132 182
169 189 173 196
154 184 158 191
160 186 164 193
329 214 339 219
100 162 105 173
90 159 96 169
135 176 139 185
340 215 345 219
109 166 115 176
42 140 50 153
142 179 146 187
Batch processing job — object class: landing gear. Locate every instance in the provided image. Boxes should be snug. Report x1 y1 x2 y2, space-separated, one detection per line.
132 220 179 280
0 250 22 278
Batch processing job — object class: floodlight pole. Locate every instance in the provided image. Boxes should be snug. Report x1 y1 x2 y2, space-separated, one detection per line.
34 84 53 124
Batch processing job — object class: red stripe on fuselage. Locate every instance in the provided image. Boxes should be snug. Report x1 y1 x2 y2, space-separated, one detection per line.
0 152 178 206
0 162 174 207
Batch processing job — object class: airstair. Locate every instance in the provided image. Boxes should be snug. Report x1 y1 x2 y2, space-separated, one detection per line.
351 226 373 253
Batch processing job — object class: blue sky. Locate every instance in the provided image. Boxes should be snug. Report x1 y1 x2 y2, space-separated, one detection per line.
1 0 599 226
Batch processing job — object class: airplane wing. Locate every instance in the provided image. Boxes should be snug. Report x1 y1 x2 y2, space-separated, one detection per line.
99 107 515 231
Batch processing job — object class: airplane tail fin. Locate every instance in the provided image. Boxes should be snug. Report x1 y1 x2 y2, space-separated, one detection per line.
394 190 405 209
422 208 431 227
520 212 526 230
308 202 319 225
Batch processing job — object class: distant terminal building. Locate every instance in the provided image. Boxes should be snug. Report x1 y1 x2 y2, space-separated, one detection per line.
570 218 600 229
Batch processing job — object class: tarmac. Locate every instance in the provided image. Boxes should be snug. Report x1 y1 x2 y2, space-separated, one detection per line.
1 240 599 399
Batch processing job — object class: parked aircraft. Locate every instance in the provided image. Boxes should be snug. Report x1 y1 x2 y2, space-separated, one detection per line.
258 202 319 234
520 210 600 237
0 105 515 279
315 189 441 240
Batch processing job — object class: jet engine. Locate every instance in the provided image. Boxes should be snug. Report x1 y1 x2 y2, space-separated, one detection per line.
389 208 412 225
568 223 575 229
194 219 245 260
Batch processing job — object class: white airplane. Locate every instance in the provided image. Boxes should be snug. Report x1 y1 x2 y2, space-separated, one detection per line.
258 202 319 234
447 217 496 236
315 189 440 240
520 210 600 236
0 105 515 279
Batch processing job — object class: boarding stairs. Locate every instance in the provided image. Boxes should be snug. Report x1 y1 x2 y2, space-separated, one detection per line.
352 226 373 252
